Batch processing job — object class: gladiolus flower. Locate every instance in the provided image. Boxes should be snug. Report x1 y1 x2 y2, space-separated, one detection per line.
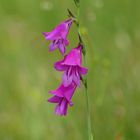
54 44 88 87
43 19 73 55
48 83 77 116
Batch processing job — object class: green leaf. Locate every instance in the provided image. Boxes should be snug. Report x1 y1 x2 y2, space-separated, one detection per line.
81 77 87 89
74 0 80 7
78 34 82 43
82 47 86 56
76 0 80 3
67 9 75 18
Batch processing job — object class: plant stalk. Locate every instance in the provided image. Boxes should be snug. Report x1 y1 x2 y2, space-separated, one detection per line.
75 1 94 140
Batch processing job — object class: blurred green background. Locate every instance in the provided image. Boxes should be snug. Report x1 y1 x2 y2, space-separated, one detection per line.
0 0 140 140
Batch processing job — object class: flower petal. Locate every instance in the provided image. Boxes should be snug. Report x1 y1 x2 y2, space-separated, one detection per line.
64 39 69 46
58 42 66 55
59 98 68 115
62 72 73 87
48 82 77 116
72 69 81 87
49 87 64 97
61 46 82 66
55 98 68 116
49 41 57 51
48 95 61 103
54 61 68 71
62 83 77 102
69 101 73 106
42 32 56 41
79 66 88 75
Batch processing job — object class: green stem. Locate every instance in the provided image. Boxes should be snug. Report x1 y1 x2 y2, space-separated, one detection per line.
76 3 94 140
84 57 93 140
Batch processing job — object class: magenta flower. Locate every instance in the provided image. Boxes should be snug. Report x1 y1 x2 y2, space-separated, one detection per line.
48 83 77 116
43 19 73 55
54 45 88 87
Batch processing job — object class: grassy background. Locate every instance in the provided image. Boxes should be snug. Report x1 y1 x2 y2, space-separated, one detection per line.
0 0 140 140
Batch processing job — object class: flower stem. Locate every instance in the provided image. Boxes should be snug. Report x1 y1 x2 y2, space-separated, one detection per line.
85 81 93 140
75 1 94 140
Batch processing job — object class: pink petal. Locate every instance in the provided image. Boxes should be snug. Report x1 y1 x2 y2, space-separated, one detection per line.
62 72 73 87
58 43 65 55
54 98 68 116
72 69 81 87
59 98 68 115
63 83 77 102
49 88 64 97
61 46 82 66
49 41 57 51
54 61 68 71
48 95 61 103
63 39 69 46
79 66 88 75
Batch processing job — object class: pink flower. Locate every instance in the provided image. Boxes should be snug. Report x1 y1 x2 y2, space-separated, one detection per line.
43 19 73 55
48 83 77 116
54 45 88 87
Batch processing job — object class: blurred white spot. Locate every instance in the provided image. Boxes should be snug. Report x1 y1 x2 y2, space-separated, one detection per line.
40 1 53 11
94 0 104 9
115 31 132 51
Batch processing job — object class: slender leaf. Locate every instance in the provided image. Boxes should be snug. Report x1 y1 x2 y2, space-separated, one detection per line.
74 0 80 7
67 9 75 18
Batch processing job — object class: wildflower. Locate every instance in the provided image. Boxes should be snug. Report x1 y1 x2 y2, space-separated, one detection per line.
43 19 73 55
48 83 77 116
54 44 88 87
